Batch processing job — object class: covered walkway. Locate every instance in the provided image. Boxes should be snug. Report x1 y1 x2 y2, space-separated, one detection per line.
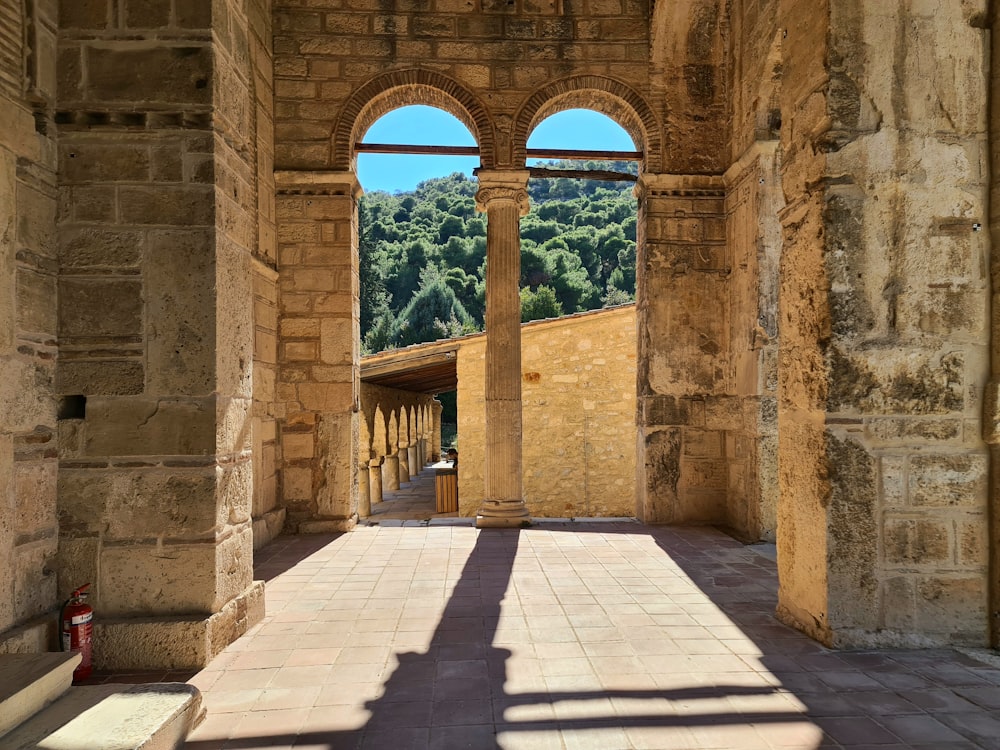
183 523 1000 749
365 465 457 524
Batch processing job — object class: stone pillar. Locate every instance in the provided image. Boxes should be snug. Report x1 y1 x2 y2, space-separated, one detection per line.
274 171 360 533
0 0 59 653
369 457 383 505
773 0 991 648
52 0 268 669
398 441 410 484
474 171 531 527
432 400 444 462
383 453 400 492
635 173 729 526
357 461 371 518
408 444 420 475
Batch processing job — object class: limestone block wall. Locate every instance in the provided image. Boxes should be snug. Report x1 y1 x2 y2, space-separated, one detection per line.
52 0 269 669
723 142 781 543
635 176 733 526
457 306 636 518
0 0 60 653
990 6 1000 650
273 0 654 171
775 0 992 647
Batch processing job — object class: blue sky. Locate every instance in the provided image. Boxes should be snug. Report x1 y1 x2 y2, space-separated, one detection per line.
357 106 635 194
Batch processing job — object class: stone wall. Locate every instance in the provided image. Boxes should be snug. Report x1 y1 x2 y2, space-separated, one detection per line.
0 0 60 653
774 0 992 647
273 0 655 171
457 306 636 518
52 0 268 669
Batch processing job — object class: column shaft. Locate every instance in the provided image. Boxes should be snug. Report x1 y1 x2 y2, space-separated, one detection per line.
475 171 531 527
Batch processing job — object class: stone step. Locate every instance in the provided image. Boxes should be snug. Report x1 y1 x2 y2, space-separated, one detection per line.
0 652 81 738
1 683 203 750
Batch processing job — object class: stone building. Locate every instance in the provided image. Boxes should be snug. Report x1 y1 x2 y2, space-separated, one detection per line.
0 0 997 672
361 305 639 520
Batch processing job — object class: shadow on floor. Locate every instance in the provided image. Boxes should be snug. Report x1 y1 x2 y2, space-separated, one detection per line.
182 523 1000 749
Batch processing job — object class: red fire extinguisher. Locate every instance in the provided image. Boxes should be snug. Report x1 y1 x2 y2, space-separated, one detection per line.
60 584 93 682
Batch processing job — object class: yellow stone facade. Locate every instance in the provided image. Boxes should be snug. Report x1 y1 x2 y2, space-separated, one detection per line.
457 306 637 519
1 0 999 669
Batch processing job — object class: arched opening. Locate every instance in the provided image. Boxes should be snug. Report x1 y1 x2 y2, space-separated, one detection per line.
499 108 640 518
355 103 482 518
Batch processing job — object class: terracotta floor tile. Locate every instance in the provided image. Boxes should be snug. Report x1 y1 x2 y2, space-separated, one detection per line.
168 510 1000 750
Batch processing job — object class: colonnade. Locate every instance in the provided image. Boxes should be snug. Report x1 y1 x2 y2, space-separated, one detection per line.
357 386 443 517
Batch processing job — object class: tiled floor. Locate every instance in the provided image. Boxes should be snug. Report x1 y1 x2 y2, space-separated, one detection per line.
182 518 1000 750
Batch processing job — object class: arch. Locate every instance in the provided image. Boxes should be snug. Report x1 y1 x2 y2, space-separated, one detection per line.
513 76 664 172
331 69 496 170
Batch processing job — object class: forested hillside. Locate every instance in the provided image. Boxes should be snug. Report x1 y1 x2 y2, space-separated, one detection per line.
359 161 638 354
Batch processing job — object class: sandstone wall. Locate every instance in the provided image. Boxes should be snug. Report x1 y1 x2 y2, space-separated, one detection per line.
53 0 269 668
990 4 1000 650
0 0 60 653
776 0 992 647
457 306 636 518
273 0 654 171
721 0 783 543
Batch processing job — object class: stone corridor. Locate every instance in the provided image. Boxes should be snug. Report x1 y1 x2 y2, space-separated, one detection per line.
180 523 1000 750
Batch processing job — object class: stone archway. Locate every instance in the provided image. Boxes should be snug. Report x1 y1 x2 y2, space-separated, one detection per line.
512 76 663 172
331 69 495 170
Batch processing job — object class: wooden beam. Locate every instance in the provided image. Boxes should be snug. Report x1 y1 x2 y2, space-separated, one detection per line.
527 166 637 183
355 143 480 156
354 143 644 162
525 148 643 162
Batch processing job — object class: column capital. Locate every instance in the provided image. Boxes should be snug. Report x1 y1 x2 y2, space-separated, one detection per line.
474 169 531 216
274 170 363 198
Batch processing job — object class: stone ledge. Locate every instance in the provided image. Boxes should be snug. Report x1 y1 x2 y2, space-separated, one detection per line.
93 582 265 671
2 683 201 750
0 616 57 655
252 507 287 550
298 516 357 533
0 652 80 738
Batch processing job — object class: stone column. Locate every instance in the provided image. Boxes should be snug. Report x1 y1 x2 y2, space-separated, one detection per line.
432 401 443 462
369 457 384 505
383 453 400 492
398 441 410 484
274 171 360 533
474 171 531 527
357 461 371 517
408 444 420 475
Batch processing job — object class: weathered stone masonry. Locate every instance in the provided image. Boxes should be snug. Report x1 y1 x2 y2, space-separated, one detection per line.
0 0 999 669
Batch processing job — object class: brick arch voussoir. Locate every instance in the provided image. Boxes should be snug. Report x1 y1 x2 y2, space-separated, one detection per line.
513 76 662 172
332 70 495 170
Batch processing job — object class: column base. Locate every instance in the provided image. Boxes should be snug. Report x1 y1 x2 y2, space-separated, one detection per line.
93 581 265 671
475 501 531 529
252 507 287 551
476 514 532 528
298 515 358 533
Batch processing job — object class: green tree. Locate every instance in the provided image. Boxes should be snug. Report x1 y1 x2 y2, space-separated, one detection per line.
390 271 476 347
521 285 563 322
359 202 391 337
